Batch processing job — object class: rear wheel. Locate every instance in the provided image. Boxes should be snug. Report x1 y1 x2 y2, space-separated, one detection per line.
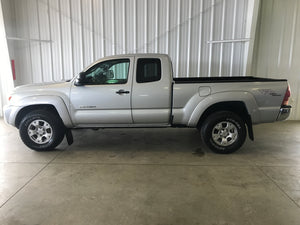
200 111 246 154
19 110 65 151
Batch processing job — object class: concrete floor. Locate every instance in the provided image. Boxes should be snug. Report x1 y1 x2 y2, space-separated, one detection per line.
0 119 300 225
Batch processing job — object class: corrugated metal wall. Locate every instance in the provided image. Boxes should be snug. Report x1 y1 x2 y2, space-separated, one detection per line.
252 0 300 120
0 0 14 117
5 0 254 86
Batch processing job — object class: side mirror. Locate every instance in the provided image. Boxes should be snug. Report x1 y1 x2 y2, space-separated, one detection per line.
74 72 86 86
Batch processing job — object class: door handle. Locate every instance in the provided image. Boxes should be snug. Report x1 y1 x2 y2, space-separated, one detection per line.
116 89 130 95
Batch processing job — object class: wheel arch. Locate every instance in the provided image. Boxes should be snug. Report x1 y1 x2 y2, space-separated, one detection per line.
13 95 73 129
197 101 254 141
15 104 61 128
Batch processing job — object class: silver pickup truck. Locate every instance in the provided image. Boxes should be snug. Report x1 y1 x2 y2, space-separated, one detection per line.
4 54 291 154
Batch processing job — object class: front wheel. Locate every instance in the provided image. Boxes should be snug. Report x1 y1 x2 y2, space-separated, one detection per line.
200 111 246 154
19 110 65 151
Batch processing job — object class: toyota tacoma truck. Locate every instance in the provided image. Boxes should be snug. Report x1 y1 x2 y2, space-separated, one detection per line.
3 54 291 154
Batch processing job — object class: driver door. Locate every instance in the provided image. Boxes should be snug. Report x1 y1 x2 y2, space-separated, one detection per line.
70 57 133 126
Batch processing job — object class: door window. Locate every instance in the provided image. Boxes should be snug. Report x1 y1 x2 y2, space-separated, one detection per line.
82 59 130 85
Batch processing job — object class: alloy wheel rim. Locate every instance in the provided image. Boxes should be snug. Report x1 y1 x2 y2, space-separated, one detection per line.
27 119 53 144
212 121 238 147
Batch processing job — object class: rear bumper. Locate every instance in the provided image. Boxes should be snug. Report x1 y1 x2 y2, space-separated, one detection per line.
276 105 291 121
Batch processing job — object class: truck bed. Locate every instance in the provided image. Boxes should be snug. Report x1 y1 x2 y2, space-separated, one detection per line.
173 76 287 83
172 76 289 126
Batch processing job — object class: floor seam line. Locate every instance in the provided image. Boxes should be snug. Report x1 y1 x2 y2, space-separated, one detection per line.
47 162 257 167
0 151 64 209
256 166 300 209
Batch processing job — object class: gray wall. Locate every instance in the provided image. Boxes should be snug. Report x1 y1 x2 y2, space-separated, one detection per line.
0 0 14 116
253 0 300 120
1 0 16 60
3 0 254 86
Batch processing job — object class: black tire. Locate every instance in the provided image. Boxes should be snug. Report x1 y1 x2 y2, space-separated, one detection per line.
19 110 65 151
200 111 246 154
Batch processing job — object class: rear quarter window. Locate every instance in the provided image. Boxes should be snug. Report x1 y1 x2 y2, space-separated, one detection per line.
136 58 161 83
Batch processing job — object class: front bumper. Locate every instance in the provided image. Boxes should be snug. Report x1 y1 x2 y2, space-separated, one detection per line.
276 105 291 121
3 105 21 127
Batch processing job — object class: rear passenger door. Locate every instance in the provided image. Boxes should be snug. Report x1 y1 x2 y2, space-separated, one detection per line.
131 57 172 124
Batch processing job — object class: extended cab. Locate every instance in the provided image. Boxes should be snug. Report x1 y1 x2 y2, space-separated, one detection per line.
4 54 291 153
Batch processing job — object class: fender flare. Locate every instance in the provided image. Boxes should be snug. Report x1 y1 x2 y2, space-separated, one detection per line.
16 95 73 127
188 91 260 127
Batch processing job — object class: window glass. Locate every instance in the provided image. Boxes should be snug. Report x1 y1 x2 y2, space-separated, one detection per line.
82 59 130 85
136 58 161 83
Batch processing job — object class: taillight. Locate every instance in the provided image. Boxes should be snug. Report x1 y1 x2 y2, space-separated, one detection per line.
282 85 290 106
8 96 12 101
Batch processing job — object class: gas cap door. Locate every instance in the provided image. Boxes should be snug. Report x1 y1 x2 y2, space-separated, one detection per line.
199 86 211 97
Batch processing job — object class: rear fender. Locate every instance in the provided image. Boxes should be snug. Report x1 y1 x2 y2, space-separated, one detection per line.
188 91 259 127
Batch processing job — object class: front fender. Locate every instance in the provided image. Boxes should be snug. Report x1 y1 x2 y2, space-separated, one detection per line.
187 91 260 127
12 95 73 127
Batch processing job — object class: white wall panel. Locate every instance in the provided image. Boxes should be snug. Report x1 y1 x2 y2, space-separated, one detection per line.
28 0 42 83
49 0 63 81
1 0 16 61
4 0 256 85
253 0 300 120
92 0 104 59
71 0 84 75
82 0 94 65
38 0 52 82
60 0 73 80
0 0 14 116
14 0 32 85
